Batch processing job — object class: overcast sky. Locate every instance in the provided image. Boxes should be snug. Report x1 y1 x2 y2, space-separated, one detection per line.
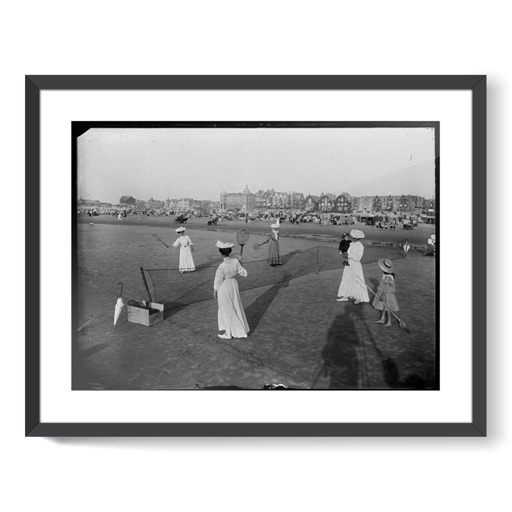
77 126 436 204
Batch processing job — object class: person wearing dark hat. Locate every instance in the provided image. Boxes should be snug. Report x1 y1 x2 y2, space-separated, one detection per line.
338 232 352 270
338 232 351 255
373 258 400 327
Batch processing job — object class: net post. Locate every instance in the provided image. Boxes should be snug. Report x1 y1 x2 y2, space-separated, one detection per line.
140 266 153 304
316 246 319 274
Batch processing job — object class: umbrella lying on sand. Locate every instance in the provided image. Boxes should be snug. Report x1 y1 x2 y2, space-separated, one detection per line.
114 283 124 327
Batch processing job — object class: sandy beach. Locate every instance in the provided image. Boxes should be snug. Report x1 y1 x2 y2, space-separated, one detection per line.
74 216 437 390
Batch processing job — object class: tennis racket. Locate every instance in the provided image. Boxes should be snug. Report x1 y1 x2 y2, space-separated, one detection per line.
152 233 170 248
236 228 250 262
253 239 269 250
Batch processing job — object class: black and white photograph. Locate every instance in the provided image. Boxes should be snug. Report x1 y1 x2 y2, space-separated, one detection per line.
9 0 510 510
73 122 438 391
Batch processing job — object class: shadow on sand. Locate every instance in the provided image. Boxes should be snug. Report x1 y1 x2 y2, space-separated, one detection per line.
163 301 187 320
318 305 426 389
244 276 291 333
237 250 302 334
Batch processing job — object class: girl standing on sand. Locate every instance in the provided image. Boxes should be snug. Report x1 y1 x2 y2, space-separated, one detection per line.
373 258 400 327
172 227 196 273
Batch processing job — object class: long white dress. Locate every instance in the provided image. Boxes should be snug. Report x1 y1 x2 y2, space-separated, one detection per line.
214 257 250 338
172 235 196 272
337 240 370 302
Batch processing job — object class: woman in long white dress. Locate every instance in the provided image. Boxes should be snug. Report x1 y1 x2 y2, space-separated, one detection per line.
213 241 250 339
337 229 370 304
172 227 196 273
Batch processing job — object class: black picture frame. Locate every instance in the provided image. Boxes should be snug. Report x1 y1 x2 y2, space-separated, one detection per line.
26 75 486 437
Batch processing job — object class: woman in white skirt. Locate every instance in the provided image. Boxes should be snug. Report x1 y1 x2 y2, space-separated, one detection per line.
214 241 250 339
336 229 370 304
172 227 196 273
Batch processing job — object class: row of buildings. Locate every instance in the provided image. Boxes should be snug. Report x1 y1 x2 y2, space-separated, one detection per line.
115 196 218 212
113 187 436 216
219 187 435 215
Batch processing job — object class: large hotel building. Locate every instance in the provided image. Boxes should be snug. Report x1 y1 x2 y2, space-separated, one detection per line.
220 185 256 212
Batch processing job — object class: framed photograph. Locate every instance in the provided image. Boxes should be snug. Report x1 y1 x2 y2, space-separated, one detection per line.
26 75 486 436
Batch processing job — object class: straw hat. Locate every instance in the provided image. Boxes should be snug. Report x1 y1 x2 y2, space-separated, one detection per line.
175 227 186 233
215 241 234 249
378 258 394 273
350 229 365 239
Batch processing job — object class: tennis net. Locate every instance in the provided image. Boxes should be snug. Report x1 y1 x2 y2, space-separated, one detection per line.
143 245 385 310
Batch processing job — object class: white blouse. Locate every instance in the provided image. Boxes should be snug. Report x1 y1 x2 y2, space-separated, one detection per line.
214 258 247 291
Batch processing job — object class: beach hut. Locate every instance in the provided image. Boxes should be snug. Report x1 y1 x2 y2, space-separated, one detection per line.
335 213 355 225
358 213 376 226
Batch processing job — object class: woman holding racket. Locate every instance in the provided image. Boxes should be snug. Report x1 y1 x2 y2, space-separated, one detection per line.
172 227 196 273
259 220 282 266
213 241 250 339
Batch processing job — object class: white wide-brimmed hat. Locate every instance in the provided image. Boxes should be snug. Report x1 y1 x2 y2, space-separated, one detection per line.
350 229 365 239
216 241 234 249
175 227 186 233
378 258 394 273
